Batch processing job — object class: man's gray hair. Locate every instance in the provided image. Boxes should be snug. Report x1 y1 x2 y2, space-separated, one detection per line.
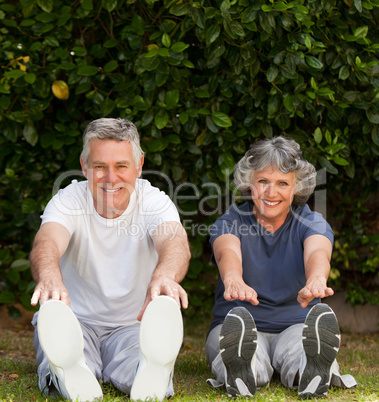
234 136 316 206
80 118 145 168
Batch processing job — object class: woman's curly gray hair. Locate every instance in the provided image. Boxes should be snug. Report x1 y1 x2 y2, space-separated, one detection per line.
234 136 316 206
80 118 145 168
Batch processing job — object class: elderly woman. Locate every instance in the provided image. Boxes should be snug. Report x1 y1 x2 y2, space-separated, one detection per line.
206 136 356 398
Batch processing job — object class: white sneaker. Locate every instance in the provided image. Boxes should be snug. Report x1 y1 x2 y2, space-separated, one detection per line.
37 300 103 402
130 296 183 401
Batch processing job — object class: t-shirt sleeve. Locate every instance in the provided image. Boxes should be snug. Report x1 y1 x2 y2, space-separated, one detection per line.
40 187 83 235
293 207 334 246
138 183 181 236
209 205 241 246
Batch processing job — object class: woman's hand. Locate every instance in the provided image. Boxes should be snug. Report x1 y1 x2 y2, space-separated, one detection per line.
297 276 334 308
223 277 259 305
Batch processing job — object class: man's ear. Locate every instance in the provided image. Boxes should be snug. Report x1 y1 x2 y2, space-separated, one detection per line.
138 156 144 177
80 157 88 179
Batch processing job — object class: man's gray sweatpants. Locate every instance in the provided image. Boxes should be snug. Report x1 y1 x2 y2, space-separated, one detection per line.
205 323 356 390
32 313 174 397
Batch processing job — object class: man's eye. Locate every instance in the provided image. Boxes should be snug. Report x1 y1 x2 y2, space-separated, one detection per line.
94 166 104 169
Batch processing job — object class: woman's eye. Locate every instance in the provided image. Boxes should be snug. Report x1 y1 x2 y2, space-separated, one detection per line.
258 179 267 184
279 182 288 186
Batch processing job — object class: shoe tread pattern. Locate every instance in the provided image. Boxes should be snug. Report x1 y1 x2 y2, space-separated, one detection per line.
220 307 257 397
299 303 340 399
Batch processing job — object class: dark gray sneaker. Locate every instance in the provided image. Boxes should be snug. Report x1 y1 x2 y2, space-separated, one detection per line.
219 306 258 398
298 303 341 399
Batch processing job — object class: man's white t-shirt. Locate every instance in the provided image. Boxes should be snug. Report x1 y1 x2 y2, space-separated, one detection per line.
41 178 181 327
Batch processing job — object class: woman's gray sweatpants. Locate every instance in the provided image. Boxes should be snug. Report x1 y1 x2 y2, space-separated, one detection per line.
32 313 174 397
205 323 356 390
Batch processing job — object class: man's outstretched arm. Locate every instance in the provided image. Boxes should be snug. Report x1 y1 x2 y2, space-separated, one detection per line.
30 222 71 306
137 221 191 321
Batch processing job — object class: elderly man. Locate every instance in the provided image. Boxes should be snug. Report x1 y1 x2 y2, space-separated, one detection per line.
30 118 190 401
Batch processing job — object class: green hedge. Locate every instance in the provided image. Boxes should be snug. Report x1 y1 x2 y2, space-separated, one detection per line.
0 0 378 319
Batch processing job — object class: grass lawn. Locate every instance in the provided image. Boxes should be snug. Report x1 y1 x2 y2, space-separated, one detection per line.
0 315 378 401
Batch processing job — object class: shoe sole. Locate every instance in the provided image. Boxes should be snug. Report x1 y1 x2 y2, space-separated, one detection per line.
130 296 183 401
219 306 257 397
37 300 102 401
298 303 340 399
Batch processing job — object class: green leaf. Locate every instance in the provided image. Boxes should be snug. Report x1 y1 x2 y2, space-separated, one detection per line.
23 123 38 146
188 143 201 155
339 65 350 80
0 96 11 110
37 0 53 12
218 152 235 169
77 66 99 76
179 111 189 124
319 157 338 174
316 87 335 96
354 26 368 38
366 108 379 124
81 0 93 11
10 259 30 271
170 3 191 16
206 24 221 45
305 56 323 69
182 59 194 68
273 2 289 11
266 66 279 82
22 198 38 213
101 0 117 12
75 82 92 95
24 72 36 84
167 134 181 144
4 70 24 79
354 0 363 12
165 89 179 108
101 98 115 116
195 90 209 98
211 112 232 128
162 33 171 48
333 156 349 166
283 94 294 112
103 39 120 48
0 291 16 304
154 110 169 129
148 138 168 152
314 127 322 144
59 62 76 70
103 60 118 73
44 36 59 47
372 127 379 146
171 42 189 53
141 110 154 127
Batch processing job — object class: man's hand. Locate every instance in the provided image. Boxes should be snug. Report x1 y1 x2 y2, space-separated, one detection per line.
297 276 334 308
31 273 71 306
137 276 188 321
30 222 71 306
223 277 259 305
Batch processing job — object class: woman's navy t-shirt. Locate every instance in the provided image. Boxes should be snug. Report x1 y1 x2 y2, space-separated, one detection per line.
209 202 334 334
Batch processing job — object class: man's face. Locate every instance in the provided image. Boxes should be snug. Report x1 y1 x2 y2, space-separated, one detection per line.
80 138 144 219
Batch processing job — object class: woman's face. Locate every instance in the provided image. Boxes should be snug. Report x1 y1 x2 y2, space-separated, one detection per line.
250 167 296 231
